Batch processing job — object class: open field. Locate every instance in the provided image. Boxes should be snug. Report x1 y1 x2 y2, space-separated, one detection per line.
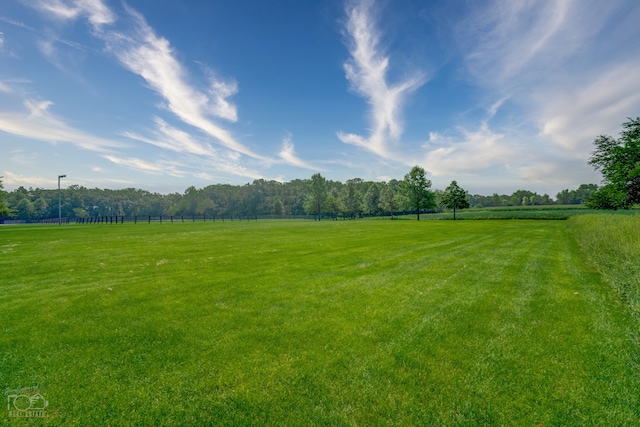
421 205 640 220
1 218 639 425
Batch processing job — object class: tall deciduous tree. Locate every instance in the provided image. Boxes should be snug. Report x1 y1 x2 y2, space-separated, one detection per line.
587 117 640 209
303 173 328 219
379 179 400 217
440 180 470 220
340 179 361 219
400 166 435 220
361 182 381 216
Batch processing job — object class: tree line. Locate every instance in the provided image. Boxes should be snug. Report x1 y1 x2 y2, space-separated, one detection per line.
0 174 600 222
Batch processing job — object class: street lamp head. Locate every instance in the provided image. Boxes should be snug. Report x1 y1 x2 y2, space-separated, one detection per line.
58 175 66 179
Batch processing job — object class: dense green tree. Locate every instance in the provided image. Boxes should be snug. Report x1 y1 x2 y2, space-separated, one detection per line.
440 180 470 220
271 196 284 216
585 185 628 210
15 198 36 220
73 207 89 218
325 194 341 218
508 190 537 206
303 173 328 219
587 117 640 209
0 177 11 217
196 198 216 216
361 182 381 216
557 184 598 205
32 197 49 218
340 179 361 218
378 179 401 217
400 166 435 220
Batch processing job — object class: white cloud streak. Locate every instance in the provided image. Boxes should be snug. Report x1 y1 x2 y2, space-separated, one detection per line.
0 99 125 151
100 5 264 160
1 170 55 187
14 0 330 185
459 1 577 86
426 0 640 187
124 117 218 158
31 0 115 29
278 135 318 170
26 0 275 164
536 59 640 154
338 0 425 157
19 0 320 182
123 118 267 180
103 155 185 177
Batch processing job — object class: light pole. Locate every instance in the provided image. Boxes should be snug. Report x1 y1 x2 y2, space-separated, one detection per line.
58 174 66 225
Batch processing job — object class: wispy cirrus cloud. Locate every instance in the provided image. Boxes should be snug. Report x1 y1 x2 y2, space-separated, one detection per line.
278 134 318 170
536 59 640 154
1 169 139 189
99 4 264 160
0 98 125 151
16 0 327 184
124 117 218 158
103 155 186 177
31 0 115 28
123 117 266 179
1 170 55 187
426 0 640 186
337 0 425 157
458 1 577 87
456 0 640 123
25 0 273 164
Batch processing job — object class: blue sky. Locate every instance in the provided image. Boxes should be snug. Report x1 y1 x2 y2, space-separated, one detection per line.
1 0 639 196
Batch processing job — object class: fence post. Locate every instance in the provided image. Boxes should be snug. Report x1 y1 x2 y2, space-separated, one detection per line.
148 216 151 224
135 216 137 224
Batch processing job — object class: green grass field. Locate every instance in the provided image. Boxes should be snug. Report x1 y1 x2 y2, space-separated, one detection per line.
1 217 639 425
421 205 639 220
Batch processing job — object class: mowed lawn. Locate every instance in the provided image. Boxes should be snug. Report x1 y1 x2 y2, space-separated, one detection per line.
1 219 639 425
